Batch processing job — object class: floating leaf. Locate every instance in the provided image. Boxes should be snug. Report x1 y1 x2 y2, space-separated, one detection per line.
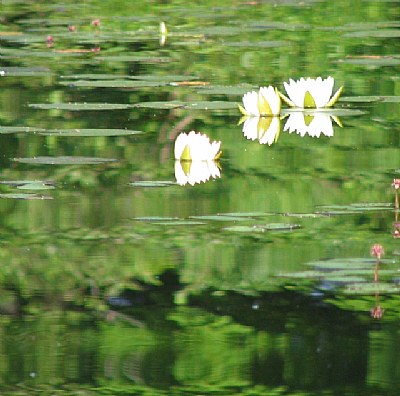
153 220 206 225
132 101 185 109
221 212 272 218
96 55 171 63
60 80 168 88
12 156 117 165
0 67 53 77
132 100 237 110
133 217 205 225
338 56 400 67
39 129 143 137
224 40 288 48
344 282 400 295
189 215 253 222
29 103 133 111
0 180 55 190
60 74 129 80
340 95 400 103
129 75 199 82
197 84 257 96
0 193 52 200
134 216 180 222
317 203 393 214
129 181 176 187
0 126 45 134
223 223 301 232
222 225 265 233
343 30 400 38
306 258 392 270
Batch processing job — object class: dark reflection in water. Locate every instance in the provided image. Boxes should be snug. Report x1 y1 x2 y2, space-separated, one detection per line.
1 0 400 394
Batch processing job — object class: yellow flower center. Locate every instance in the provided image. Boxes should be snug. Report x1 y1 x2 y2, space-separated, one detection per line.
180 144 191 161
303 114 314 126
303 91 316 108
258 92 273 116
181 160 191 176
258 117 273 138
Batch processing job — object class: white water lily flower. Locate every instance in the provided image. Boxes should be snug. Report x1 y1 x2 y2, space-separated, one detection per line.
239 86 281 116
242 116 281 145
174 131 221 161
284 112 341 138
280 76 343 108
175 160 221 186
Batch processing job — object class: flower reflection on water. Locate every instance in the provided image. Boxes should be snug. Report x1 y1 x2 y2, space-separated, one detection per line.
284 111 341 138
175 159 221 186
174 131 221 186
240 116 281 145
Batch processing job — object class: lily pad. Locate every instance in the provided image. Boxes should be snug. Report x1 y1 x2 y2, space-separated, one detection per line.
224 40 288 48
340 95 400 103
39 129 143 137
317 203 393 214
306 258 391 270
343 30 400 38
338 57 400 67
223 223 301 233
29 103 133 110
189 215 253 222
133 217 205 225
0 193 53 200
60 74 129 80
196 85 257 96
96 55 171 63
132 101 185 110
344 282 400 295
60 80 168 88
0 180 55 190
133 216 180 222
0 67 53 77
221 212 272 218
129 181 176 187
132 100 237 110
12 156 117 165
0 126 46 134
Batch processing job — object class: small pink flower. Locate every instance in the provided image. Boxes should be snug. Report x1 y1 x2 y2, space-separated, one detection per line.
46 35 54 47
392 179 400 190
68 25 76 32
92 18 100 27
370 244 384 260
370 305 384 319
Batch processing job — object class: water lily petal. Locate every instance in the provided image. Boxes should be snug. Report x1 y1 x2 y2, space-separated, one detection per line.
174 131 221 161
284 112 335 137
259 86 281 115
240 91 260 116
175 160 220 186
282 77 342 109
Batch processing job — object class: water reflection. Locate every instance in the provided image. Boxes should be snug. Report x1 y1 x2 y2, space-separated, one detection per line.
370 244 385 319
240 111 340 144
284 111 341 138
175 160 221 186
240 116 281 145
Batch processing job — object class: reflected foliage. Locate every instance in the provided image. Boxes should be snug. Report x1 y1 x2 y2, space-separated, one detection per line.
0 0 399 394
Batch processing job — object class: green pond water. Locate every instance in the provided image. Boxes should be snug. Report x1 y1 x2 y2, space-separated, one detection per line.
0 0 400 394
